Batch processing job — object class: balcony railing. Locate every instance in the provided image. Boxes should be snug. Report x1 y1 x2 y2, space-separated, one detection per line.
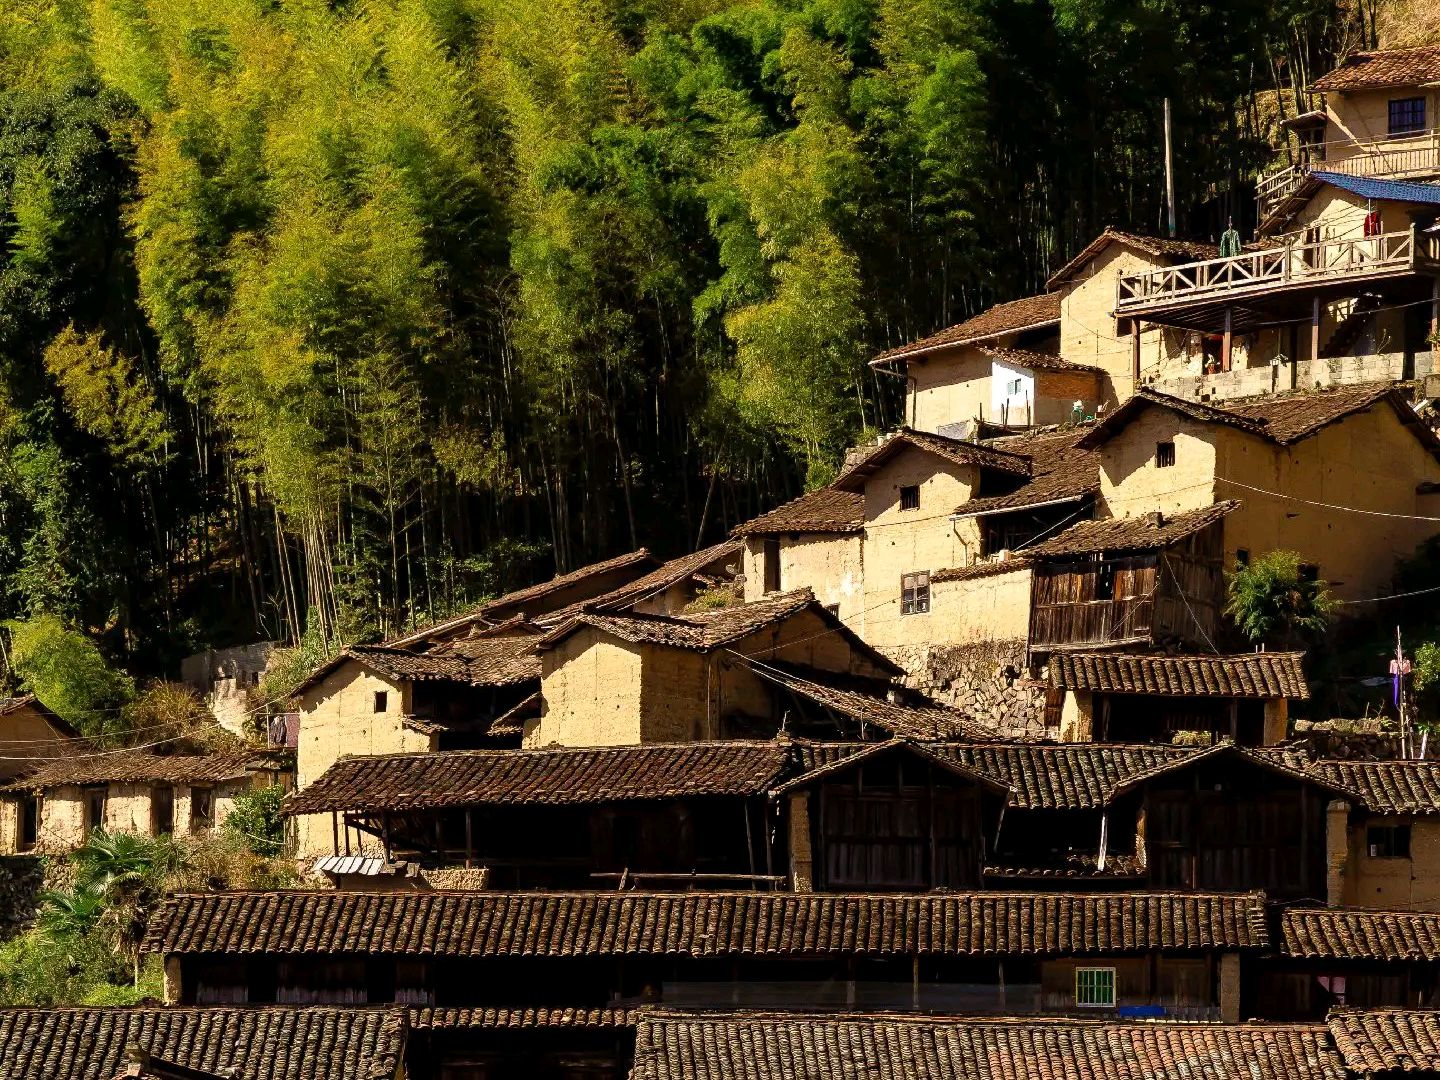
1257 129 1440 219
1116 226 1439 316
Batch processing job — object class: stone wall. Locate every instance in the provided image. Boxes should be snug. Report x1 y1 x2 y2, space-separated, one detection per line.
918 639 1049 739
1150 351 1434 405
0 855 43 940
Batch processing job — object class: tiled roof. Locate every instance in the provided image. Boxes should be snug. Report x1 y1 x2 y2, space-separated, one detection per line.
400 635 541 686
1309 171 1440 207
1048 651 1308 699
144 890 1269 958
981 346 1101 374
0 694 80 737
931 559 1032 583
1313 44 1440 92
1327 1008 1440 1075
1105 742 1340 802
745 664 990 741
1282 907 1440 962
1079 384 1440 460
935 743 1192 809
833 429 1032 493
1024 501 1238 558
954 427 1099 518
583 540 743 613
631 1012 1344 1080
0 1006 406 1080
871 293 1061 363
731 487 863 536
1048 229 1221 289
1310 760 1440 815
387 548 658 647
283 741 796 814
542 589 819 652
0 749 283 793
409 1006 638 1030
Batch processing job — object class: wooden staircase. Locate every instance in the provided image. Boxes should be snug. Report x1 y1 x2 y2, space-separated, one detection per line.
1320 293 1382 359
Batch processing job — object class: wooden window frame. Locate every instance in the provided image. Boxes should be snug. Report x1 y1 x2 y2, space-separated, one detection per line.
901 571 930 616
1367 823 1411 859
373 690 389 714
899 484 920 512
1389 96 1426 136
1075 966 1117 1008
1155 441 1176 469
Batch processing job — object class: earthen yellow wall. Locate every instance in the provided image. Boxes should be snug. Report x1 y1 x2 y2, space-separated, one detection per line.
1058 244 1194 401
1100 401 1440 601
0 706 79 781
741 535 863 621
929 568 1033 646
530 630 646 747
907 346 992 431
640 647 710 742
1098 409 1220 520
857 452 979 652
295 662 431 856
1325 87 1440 162
1214 404 1440 600
1342 816 1440 911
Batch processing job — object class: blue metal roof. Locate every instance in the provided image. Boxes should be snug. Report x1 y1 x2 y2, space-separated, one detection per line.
1310 171 1440 205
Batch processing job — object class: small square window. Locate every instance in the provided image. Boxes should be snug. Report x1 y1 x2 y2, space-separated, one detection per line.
824 603 840 617
1095 561 1116 601
373 691 389 713
1156 441 1176 468
1006 378 1023 397
1368 824 1411 859
84 786 107 835
1075 966 1116 1008
1299 563 1320 583
1390 97 1426 136
899 485 920 511
1235 549 1250 568
901 571 930 616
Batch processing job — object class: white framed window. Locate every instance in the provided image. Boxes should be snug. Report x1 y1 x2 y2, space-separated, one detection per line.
1006 378 1023 397
1075 967 1116 1008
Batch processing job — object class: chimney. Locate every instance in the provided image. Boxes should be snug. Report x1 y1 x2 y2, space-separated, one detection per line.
1147 510 1165 528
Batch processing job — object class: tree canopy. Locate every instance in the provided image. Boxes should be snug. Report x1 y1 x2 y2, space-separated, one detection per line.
0 0 1382 676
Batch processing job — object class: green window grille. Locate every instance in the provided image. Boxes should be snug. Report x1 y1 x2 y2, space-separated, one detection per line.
1075 967 1116 1008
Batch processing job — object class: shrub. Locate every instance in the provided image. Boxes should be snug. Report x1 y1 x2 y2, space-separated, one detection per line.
2 615 134 740
222 785 288 858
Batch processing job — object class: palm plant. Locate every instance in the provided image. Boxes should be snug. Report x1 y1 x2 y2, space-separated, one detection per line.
1225 550 1339 647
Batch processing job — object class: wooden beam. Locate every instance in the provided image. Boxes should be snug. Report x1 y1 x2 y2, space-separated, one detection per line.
1131 323 1142 382
1311 295 1322 363
465 808 474 870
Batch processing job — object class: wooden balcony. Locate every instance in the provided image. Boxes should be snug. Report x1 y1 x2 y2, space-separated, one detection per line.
1257 129 1440 222
1115 226 1440 327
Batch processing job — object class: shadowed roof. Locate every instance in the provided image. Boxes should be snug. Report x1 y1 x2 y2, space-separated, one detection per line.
1313 44 1440 91
871 293 1061 364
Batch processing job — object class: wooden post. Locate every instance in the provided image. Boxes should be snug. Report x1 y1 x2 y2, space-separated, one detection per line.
1432 277 1439 347
743 800 757 890
464 808 474 870
1221 308 1233 372
1311 295 1323 364
331 812 339 857
1131 323 1142 383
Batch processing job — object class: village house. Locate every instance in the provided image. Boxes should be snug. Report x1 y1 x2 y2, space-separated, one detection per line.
0 1005 408 1079
529 589 904 747
1073 383 1440 602
1046 651 1307 747
145 889 1265 1026
0 748 290 854
287 734 1406 905
289 542 746 856
180 642 277 735
1312 760 1440 912
0 695 82 781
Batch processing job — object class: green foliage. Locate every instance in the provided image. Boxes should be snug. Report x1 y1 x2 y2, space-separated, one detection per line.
221 784 287 858
1225 550 1340 647
42 325 171 469
3 614 134 739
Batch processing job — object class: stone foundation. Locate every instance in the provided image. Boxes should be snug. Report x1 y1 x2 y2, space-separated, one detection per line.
0 855 43 940
918 640 1049 739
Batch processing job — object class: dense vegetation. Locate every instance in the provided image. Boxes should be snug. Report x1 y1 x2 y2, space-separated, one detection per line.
0 0 1403 681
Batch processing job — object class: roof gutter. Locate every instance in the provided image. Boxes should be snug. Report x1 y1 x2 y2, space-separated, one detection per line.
949 494 1086 521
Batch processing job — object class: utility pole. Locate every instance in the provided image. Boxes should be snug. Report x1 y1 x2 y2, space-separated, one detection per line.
1394 627 1414 757
1164 98 1177 239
